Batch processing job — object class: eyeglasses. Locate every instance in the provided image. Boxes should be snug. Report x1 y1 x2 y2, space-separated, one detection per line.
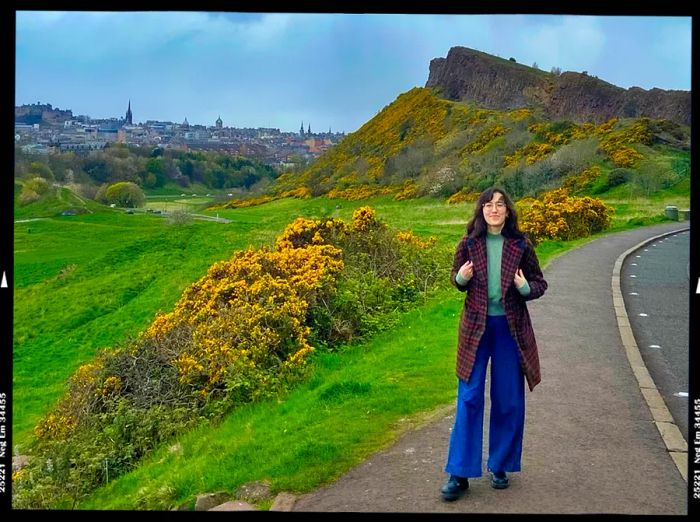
482 202 506 211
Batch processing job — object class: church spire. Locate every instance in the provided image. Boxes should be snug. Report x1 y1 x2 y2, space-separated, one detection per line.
125 99 133 125
300 120 305 136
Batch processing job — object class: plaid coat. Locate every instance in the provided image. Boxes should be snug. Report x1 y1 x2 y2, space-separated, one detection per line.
451 234 547 391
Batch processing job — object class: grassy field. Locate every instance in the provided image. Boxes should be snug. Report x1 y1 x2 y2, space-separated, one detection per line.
13 189 686 508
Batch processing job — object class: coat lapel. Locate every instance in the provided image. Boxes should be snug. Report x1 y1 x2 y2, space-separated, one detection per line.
467 237 488 284
500 237 524 299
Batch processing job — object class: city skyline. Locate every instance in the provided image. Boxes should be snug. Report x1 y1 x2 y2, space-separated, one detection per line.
16 12 692 133
16 99 339 134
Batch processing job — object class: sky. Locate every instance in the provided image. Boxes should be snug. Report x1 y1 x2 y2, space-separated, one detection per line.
15 12 692 134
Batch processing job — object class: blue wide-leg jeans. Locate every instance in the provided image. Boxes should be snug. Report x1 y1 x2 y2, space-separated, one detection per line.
445 314 525 478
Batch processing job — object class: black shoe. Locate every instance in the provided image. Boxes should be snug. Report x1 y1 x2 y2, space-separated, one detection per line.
490 471 509 489
441 475 469 501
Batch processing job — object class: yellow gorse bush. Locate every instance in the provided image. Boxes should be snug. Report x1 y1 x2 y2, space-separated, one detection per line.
562 165 602 192
147 244 344 394
275 216 349 250
352 206 384 232
597 119 651 167
508 108 532 122
224 194 275 208
279 187 312 199
447 190 481 204
395 230 437 249
461 124 508 156
520 188 613 244
394 181 418 201
326 184 397 200
504 142 555 166
524 117 650 169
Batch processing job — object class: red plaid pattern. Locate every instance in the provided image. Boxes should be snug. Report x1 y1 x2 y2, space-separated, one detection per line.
451 235 547 391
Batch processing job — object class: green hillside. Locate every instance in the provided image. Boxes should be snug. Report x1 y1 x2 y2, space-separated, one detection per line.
269 87 689 203
14 179 107 220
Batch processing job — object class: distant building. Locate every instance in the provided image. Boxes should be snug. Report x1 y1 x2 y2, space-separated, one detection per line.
216 115 223 129
125 99 133 125
21 143 49 155
58 141 107 153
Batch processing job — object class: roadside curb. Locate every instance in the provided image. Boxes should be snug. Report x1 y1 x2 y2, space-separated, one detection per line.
611 226 689 482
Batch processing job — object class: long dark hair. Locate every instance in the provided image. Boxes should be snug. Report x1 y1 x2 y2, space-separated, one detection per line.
466 187 524 239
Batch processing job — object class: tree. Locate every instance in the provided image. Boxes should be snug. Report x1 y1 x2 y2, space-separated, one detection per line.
83 158 111 183
97 181 145 208
144 157 166 187
29 161 54 181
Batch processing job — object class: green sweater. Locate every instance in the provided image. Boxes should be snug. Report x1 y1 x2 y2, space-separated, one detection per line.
486 232 507 315
456 232 531 316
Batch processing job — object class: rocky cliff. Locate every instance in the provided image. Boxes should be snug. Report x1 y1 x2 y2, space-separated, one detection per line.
426 47 690 126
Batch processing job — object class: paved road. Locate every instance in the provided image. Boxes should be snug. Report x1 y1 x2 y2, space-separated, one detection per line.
621 229 690 441
292 222 689 514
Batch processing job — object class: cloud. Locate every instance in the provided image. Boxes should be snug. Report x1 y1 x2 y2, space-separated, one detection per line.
16 11 67 27
514 15 605 73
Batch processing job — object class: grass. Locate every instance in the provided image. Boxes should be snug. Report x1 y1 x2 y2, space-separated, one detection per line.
13 190 686 508
599 179 690 229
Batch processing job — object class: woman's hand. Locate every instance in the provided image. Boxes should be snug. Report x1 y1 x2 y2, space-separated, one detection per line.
459 260 474 281
514 268 527 288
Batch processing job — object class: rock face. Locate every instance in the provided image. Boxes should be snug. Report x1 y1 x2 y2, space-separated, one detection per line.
426 47 690 126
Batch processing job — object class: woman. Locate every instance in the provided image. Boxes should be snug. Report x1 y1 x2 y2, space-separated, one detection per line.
441 187 547 501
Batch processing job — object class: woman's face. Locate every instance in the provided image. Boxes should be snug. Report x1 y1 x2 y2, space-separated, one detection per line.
482 192 509 229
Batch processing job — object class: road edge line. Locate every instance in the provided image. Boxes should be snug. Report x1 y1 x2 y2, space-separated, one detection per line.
612 226 689 482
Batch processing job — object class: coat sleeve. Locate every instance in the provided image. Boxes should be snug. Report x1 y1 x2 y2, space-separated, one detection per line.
520 239 547 301
451 236 470 292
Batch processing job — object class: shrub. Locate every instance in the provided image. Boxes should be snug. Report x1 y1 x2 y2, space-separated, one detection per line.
166 210 194 226
562 165 602 193
520 188 613 245
29 161 54 181
607 168 632 187
18 188 40 206
597 118 652 168
96 182 145 208
326 185 396 200
24 176 52 195
394 181 418 201
447 190 480 204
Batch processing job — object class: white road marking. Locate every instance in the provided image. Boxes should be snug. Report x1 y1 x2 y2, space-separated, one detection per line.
630 275 637 278
674 392 688 398
639 313 648 317
649 344 661 349
629 292 639 295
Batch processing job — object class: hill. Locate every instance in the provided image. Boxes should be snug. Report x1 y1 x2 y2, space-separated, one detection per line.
14 179 107 220
269 87 689 203
426 47 690 126
260 47 690 206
